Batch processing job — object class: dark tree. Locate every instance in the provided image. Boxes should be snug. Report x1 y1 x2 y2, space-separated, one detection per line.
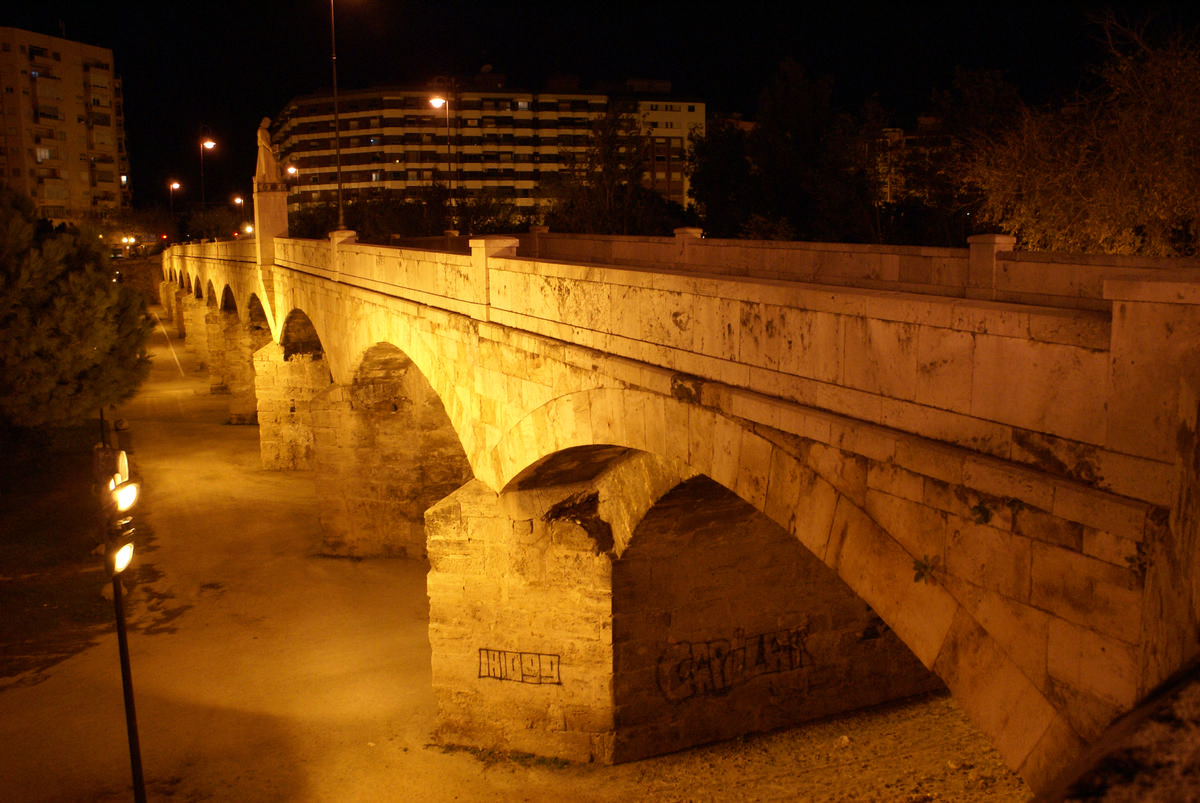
544 107 689 235
689 60 890 244
966 18 1200 256
0 186 153 431
685 116 754 238
187 206 240 240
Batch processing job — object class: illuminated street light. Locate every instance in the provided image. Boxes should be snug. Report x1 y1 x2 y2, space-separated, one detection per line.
329 0 345 230
94 445 146 803
430 95 452 191
200 134 216 207
431 95 455 226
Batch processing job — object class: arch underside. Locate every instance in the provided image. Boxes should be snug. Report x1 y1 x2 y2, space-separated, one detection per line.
480 387 1100 789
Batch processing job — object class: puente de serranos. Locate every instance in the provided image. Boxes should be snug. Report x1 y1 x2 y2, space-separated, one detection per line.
155 178 1200 794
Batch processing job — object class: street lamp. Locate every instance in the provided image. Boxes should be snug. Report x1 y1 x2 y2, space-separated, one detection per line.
430 96 452 194
329 0 345 230
233 196 243 224
168 181 180 217
199 134 216 207
95 446 145 803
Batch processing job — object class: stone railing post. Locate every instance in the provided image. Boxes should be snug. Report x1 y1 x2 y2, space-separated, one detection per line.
252 185 289 269
329 228 357 283
967 233 1016 300
674 226 703 268
470 235 519 322
528 225 549 259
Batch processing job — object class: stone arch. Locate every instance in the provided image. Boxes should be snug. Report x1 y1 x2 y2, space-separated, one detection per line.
220 285 237 314
246 294 276 343
484 386 1079 789
280 308 325 360
310 342 474 557
256 308 333 470
611 472 940 762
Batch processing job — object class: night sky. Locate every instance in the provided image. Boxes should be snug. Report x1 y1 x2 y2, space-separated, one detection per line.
2 1 1194 211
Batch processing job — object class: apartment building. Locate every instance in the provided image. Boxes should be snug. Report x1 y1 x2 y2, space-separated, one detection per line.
271 76 704 213
0 27 129 224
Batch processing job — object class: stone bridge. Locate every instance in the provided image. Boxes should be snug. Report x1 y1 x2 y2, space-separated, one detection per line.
156 191 1200 792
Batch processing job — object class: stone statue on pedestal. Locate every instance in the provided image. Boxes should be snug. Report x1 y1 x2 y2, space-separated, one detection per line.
255 117 282 188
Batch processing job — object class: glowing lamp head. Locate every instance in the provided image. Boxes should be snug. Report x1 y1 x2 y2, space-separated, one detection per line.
430 97 446 109
203 139 215 150
109 476 140 512
111 541 135 574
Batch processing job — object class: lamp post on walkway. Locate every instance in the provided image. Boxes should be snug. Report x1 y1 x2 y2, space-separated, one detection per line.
168 181 180 218
95 445 145 803
430 96 454 194
330 0 345 230
199 134 216 208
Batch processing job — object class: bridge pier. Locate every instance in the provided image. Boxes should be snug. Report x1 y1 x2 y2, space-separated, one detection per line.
254 342 331 470
172 287 193 338
426 449 940 764
306 346 473 558
200 302 270 423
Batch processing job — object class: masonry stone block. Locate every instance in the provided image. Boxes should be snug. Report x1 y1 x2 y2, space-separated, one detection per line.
941 574 1050 692
1030 542 1142 644
864 489 947 569
934 610 1059 778
915 326 975 412
972 335 1109 445
843 317 919 400
946 522 1032 603
1046 618 1138 709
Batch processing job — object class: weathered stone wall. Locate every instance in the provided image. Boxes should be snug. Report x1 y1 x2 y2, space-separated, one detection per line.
613 475 940 761
226 314 269 424
1141 379 1200 693
204 307 267 423
182 296 211 364
427 480 616 762
172 288 191 337
203 308 230 392
254 342 332 470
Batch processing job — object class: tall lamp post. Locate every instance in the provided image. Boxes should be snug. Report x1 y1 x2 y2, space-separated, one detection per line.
199 134 215 207
95 445 145 803
429 96 452 195
168 181 180 217
329 0 345 230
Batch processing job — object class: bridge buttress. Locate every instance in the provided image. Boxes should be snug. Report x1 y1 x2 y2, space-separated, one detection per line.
254 341 331 470
306 351 473 558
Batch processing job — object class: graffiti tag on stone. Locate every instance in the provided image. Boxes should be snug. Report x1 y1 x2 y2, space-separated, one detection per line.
656 627 808 702
478 648 562 685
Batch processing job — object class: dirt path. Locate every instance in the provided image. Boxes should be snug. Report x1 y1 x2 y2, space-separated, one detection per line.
0 320 1031 802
